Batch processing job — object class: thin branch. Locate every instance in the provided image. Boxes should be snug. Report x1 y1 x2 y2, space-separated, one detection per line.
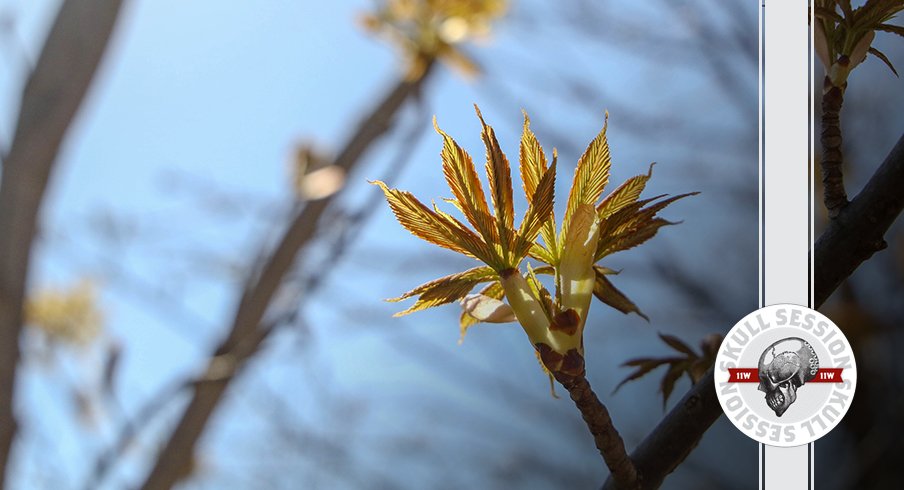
0 0 125 485
603 131 904 490
137 61 436 490
82 381 189 490
558 372 638 489
821 82 849 216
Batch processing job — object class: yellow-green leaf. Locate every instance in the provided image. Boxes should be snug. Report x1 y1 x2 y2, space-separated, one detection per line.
528 243 555 265
434 118 498 244
518 111 548 204
513 158 556 261
597 164 653 220
517 114 558 261
390 266 497 316
562 113 611 245
558 204 601 331
373 180 500 267
475 105 515 255
499 269 551 348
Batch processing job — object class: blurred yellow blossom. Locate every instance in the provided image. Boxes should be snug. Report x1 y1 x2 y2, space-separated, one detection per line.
359 0 508 79
25 279 104 347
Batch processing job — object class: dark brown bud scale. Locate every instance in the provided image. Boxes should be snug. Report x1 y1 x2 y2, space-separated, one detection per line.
549 308 580 335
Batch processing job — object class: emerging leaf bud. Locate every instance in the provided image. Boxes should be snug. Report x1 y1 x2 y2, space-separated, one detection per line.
558 203 602 336
499 268 552 348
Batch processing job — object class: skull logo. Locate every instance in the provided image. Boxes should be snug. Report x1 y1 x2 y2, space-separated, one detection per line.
757 337 819 417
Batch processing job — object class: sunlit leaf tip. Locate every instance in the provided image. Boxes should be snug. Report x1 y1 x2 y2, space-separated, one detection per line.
474 104 515 252
562 114 612 242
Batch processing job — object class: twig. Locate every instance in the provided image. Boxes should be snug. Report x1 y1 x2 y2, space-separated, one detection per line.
137 61 436 490
821 79 848 217
602 133 904 489
0 0 125 485
82 381 189 490
558 372 639 489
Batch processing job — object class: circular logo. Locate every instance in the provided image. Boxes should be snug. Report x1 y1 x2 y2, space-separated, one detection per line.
714 304 857 447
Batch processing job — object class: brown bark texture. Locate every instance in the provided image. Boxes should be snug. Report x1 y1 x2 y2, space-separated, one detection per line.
821 80 847 217
559 372 640 490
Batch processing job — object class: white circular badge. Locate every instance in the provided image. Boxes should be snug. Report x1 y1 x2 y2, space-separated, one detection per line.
714 304 857 447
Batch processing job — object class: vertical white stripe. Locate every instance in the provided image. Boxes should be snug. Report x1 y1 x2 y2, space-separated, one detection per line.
760 1 812 489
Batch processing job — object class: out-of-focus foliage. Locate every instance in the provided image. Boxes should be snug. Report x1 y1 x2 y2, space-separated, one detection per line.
359 0 508 78
615 333 722 409
25 279 104 347
291 141 345 201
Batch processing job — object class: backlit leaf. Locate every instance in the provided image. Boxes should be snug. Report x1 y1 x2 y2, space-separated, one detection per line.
434 118 498 245
390 266 497 316
519 113 558 259
562 113 611 244
596 163 653 220
513 159 556 260
559 204 601 329
373 180 501 267
596 192 697 261
475 105 515 253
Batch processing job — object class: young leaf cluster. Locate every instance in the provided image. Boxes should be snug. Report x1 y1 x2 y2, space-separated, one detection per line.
815 0 904 83
375 106 694 377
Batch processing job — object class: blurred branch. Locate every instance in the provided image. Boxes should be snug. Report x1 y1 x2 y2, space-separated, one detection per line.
83 381 188 490
137 61 436 490
301 97 430 293
0 0 124 485
603 131 904 490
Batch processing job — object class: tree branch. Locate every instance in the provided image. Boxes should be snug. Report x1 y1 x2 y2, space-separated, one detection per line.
0 0 124 485
603 131 904 489
138 61 435 490
814 133 904 306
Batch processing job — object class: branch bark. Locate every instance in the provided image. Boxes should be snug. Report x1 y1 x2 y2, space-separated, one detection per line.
0 0 124 485
560 374 639 489
820 81 848 217
138 62 435 490
603 131 904 490
814 133 904 306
